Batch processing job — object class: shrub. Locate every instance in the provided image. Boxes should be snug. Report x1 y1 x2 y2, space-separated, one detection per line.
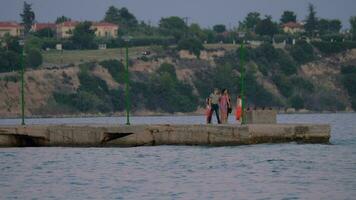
78 71 108 97
272 74 293 97
289 95 304 110
99 59 125 83
26 49 43 68
145 69 198 113
312 41 356 54
177 37 204 58
341 65 356 74
289 40 315 64
0 50 21 72
290 76 314 92
276 49 297 75
157 63 176 78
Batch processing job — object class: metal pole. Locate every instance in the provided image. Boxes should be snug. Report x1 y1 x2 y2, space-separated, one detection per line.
125 43 130 125
239 43 246 125
20 46 25 125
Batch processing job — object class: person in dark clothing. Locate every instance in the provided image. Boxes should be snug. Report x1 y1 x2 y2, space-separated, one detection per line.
207 88 221 124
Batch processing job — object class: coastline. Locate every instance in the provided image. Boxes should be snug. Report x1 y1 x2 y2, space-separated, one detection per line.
0 109 354 120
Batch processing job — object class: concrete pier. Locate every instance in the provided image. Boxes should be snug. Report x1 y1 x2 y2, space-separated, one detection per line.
0 123 330 147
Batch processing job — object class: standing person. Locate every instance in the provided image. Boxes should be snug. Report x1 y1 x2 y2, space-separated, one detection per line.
235 95 242 124
219 89 231 124
205 97 213 124
208 88 221 124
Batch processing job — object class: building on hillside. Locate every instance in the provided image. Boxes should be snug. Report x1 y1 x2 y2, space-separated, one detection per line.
0 22 24 38
92 22 119 38
56 21 118 39
282 22 304 34
31 23 56 32
56 21 78 38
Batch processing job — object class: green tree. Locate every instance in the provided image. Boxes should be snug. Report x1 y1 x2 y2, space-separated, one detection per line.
213 24 226 33
118 7 138 28
2 35 21 53
20 1 35 35
34 28 55 38
159 16 188 41
26 49 42 68
290 95 304 110
239 12 261 31
318 19 341 34
103 6 138 30
24 35 43 52
145 63 198 113
99 59 125 83
289 40 315 64
0 50 21 72
55 16 71 24
255 16 279 37
71 21 96 49
189 23 208 42
103 6 121 24
177 37 204 57
350 16 356 40
280 11 297 24
304 3 318 36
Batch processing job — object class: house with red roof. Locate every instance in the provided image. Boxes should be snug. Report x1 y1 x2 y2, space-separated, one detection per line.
56 21 79 38
0 22 24 38
56 21 118 39
282 22 304 34
31 23 56 32
92 22 118 38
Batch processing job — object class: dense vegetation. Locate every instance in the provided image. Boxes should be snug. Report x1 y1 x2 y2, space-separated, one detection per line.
54 61 197 113
341 65 356 110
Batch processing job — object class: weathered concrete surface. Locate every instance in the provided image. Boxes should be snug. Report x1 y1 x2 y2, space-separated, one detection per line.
246 110 277 124
0 124 330 147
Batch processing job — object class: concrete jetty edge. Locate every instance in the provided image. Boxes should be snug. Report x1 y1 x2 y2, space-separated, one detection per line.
0 124 330 147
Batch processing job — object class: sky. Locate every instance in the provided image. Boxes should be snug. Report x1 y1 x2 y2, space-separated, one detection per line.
1 0 355 29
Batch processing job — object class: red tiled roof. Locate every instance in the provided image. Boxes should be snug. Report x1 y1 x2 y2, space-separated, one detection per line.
33 23 56 31
92 22 118 27
282 22 303 29
58 21 78 27
0 22 22 28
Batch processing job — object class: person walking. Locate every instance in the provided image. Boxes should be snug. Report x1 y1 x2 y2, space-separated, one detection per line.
219 89 231 124
208 88 221 124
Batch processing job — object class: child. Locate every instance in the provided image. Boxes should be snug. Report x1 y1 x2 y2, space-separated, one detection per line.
235 96 242 123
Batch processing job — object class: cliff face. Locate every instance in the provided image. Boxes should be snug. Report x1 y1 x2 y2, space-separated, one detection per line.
0 48 355 117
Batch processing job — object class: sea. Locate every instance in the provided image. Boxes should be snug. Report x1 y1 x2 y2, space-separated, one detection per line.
0 113 355 199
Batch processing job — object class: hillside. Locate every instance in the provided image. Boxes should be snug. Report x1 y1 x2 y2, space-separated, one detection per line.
0 44 355 118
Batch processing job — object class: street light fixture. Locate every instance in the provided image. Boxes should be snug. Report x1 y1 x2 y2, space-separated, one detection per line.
122 35 132 125
18 39 25 125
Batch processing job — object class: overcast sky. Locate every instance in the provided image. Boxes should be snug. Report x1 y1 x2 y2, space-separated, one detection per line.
1 0 355 29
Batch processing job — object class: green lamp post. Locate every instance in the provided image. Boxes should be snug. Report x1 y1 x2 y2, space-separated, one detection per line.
239 43 246 125
122 36 132 125
19 39 25 125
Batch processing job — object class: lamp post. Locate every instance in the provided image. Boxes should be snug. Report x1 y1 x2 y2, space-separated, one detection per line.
19 39 25 125
122 36 132 125
239 43 246 125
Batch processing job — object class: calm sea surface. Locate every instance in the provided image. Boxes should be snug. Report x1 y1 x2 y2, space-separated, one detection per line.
0 113 355 200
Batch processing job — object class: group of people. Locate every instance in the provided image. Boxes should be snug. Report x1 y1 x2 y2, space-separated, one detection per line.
206 88 242 124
